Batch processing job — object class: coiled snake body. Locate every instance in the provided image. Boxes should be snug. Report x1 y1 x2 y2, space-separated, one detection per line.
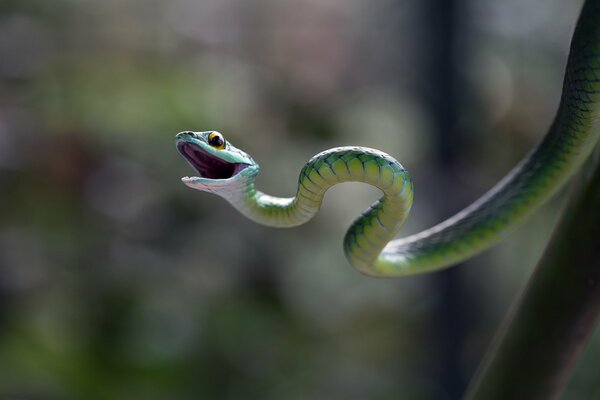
176 0 600 277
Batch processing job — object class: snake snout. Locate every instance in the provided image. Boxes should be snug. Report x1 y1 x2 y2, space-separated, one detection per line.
175 131 196 141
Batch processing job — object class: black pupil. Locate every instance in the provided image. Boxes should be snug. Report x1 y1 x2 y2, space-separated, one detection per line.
209 134 224 147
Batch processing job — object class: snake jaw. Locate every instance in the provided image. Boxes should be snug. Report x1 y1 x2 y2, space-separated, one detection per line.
175 131 259 193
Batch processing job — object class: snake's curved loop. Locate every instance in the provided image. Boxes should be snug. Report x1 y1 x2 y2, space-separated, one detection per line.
176 0 600 277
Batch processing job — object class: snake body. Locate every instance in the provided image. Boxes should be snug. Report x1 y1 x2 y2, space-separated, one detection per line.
176 0 600 277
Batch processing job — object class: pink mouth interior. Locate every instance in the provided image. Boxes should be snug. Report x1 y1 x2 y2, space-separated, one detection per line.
177 142 246 179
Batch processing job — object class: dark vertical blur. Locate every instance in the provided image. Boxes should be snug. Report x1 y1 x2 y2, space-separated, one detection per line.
418 0 466 398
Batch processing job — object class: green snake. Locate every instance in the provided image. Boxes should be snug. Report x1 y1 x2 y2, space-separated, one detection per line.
175 0 600 277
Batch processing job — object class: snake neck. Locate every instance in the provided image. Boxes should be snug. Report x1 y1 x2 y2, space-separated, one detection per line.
220 147 414 273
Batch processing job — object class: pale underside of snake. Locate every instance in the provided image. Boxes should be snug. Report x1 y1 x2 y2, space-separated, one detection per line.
176 0 600 277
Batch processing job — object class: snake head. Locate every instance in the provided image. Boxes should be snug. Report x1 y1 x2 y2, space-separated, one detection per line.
175 131 259 195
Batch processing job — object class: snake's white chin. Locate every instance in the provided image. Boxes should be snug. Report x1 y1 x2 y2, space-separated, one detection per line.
181 174 250 197
181 176 214 188
181 174 236 186
181 176 213 192
181 175 235 184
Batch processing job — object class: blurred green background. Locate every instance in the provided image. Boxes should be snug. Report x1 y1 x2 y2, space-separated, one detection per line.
0 0 598 399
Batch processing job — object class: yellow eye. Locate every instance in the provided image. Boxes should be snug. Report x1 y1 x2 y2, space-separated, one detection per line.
207 132 226 150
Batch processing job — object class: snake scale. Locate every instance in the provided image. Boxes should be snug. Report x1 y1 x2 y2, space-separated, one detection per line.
176 0 600 277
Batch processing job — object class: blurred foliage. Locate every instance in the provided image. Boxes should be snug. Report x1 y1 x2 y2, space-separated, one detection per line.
0 0 597 399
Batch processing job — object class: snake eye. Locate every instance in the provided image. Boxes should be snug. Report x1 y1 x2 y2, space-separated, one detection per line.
208 132 226 150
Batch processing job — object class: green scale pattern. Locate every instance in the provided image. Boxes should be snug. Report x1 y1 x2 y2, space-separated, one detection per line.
380 0 600 275
229 147 413 275
177 0 600 277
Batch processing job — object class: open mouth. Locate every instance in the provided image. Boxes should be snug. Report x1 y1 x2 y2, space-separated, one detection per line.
177 142 247 180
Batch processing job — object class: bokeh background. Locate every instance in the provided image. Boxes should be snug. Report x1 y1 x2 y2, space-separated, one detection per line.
0 0 598 399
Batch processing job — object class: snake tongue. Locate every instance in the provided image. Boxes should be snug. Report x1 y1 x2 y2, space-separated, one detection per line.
177 142 244 180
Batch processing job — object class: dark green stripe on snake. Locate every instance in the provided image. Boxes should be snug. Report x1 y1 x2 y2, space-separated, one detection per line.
176 0 600 277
